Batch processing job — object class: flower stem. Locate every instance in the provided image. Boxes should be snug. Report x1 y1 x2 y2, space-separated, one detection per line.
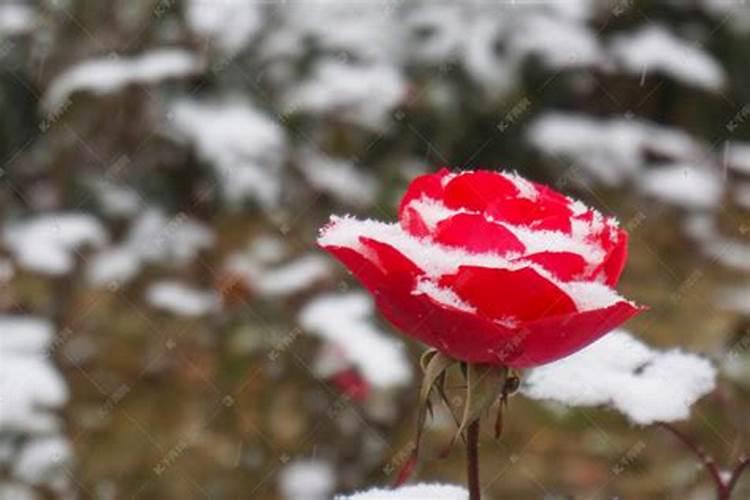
466 419 481 500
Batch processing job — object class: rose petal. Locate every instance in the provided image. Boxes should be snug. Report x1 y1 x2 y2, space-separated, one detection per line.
596 229 628 286
440 265 578 321
400 205 431 238
402 292 517 361
443 171 519 212
521 251 587 281
320 244 388 297
433 213 525 255
503 300 644 368
360 237 423 284
487 198 573 232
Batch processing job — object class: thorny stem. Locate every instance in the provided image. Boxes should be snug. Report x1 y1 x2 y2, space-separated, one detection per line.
466 419 481 500
659 423 750 500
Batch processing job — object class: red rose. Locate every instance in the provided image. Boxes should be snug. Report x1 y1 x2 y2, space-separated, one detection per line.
318 169 643 368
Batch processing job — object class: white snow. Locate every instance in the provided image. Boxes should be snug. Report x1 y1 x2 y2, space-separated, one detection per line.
723 141 750 176
299 293 412 390
253 255 331 297
0 321 72 495
638 164 723 210
0 3 34 37
185 0 263 54
87 208 214 286
87 247 141 286
609 25 725 91
0 316 53 353
403 1 600 97
3 213 107 276
528 113 704 186
247 235 288 265
522 330 717 425
511 13 603 69
296 149 378 207
406 198 467 232
88 179 142 218
413 278 476 313
263 0 397 66
43 49 203 111
0 484 35 500
0 315 68 434
684 214 750 271
338 484 468 500
168 98 287 208
285 61 406 131
145 281 220 317
12 436 71 487
279 459 335 500
225 252 331 299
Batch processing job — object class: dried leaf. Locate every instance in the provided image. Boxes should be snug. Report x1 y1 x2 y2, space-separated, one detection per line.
456 364 508 438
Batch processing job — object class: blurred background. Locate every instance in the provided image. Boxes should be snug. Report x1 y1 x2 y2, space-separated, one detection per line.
2 0 750 498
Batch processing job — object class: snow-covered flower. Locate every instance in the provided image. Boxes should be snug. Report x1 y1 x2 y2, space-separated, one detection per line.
319 169 642 368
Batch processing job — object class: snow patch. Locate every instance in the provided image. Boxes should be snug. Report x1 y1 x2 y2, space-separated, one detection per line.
338 484 468 500
638 164 723 210
284 61 406 131
279 459 335 500
225 252 331 299
43 49 202 111
145 281 220 317
169 98 287 209
297 149 378 207
87 209 214 286
610 25 725 91
299 293 412 389
185 0 263 54
4 213 106 276
523 330 717 425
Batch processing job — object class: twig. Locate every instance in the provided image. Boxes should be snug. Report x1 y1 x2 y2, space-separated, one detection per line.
726 456 750 494
658 423 729 499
